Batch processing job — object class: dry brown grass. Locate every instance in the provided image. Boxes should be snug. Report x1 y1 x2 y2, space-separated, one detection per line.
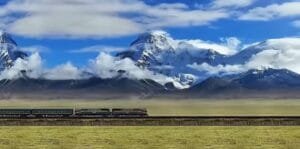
0 99 299 116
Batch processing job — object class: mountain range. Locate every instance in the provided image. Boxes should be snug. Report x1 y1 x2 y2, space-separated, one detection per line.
185 68 300 99
1 31 300 99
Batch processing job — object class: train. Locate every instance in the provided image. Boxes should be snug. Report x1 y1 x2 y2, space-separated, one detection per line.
0 108 148 118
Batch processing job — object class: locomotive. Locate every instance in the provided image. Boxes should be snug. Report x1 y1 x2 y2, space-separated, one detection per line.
0 108 148 118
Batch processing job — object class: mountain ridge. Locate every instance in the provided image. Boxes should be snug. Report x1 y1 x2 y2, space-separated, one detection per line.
184 68 300 99
1 31 300 98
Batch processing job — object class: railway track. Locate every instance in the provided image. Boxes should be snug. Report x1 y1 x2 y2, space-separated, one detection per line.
0 115 299 119
0 116 299 126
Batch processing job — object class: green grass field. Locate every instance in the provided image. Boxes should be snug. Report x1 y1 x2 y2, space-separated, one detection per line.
0 126 298 149
0 99 299 148
0 99 299 116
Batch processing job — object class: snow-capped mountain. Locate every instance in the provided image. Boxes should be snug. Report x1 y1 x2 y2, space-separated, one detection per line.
118 31 300 89
1 30 300 98
117 31 227 87
123 31 177 68
229 68 300 89
0 31 27 70
186 68 300 98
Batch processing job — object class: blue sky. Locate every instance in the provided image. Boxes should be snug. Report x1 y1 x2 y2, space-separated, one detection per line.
1 0 300 67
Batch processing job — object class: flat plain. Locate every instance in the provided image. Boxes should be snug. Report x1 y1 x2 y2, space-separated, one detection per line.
0 126 299 149
0 99 299 116
0 99 299 148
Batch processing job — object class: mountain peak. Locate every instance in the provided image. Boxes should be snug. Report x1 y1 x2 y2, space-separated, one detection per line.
0 31 17 45
243 68 298 77
147 30 169 37
130 30 173 46
0 31 27 69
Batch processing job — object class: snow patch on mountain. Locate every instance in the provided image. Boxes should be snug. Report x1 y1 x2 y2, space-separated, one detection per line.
0 31 27 70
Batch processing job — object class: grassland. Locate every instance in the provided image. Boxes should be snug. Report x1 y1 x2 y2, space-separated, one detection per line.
0 100 299 148
0 99 299 116
0 126 298 149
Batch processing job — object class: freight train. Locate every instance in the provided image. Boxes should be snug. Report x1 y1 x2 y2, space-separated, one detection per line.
0 108 148 118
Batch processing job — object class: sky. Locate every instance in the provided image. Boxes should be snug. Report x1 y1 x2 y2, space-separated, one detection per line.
1 0 300 67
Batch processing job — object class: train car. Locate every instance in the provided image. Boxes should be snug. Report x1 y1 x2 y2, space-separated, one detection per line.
31 109 73 117
75 108 110 117
0 109 31 118
0 108 149 118
112 108 148 117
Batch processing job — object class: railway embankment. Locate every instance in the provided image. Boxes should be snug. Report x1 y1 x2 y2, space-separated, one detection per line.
0 116 299 126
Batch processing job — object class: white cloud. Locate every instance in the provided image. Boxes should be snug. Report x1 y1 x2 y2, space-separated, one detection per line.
188 62 244 75
140 8 229 29
239 2 300 21
43 62 85 80
71 45 126 53
221 37 241 52
262 37 300 50
245 38 300 73
88 52 186 88
189 37 300 76
19 45 49 53
0 0 230 38
0 52 43 80
8 13 143 39
0 53 87 80
88 52 126 79
180 37 241 55
0 52 187 88
292 20 300 28
211 0 256 8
